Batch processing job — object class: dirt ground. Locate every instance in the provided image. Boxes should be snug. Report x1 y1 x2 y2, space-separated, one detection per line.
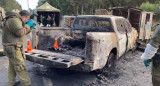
0 50 152 86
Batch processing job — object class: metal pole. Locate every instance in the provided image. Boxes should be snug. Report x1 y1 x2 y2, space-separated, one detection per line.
27 0 29 12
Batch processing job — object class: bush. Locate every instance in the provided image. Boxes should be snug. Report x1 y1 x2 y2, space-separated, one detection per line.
139 2 159 12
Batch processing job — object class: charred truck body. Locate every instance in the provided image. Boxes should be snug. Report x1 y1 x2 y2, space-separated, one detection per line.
26 15 138 72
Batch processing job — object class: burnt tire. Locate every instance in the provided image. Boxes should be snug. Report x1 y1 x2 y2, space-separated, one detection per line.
106 53 116 70
96 52 116 75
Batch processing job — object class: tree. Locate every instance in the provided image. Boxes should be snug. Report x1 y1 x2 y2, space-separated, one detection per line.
36 0 160 15
37 0 46 8
140 2 159 12
0 0 22 11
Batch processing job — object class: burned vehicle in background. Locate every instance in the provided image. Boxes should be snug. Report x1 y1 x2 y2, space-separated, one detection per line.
60 16 75 28
25 15 138 72
110 6 154 41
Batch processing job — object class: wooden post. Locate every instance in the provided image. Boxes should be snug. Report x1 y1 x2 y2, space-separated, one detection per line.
127 9 131 20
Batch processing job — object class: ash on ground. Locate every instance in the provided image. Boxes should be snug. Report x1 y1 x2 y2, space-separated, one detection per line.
0 50 152 86
29 50 152 86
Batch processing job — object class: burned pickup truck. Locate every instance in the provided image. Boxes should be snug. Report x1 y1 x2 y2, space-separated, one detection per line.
26 15 138 72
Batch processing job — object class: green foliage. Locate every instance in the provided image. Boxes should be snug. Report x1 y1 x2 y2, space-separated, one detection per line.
29 8 34 14
37 0 46 8
37 0 160 15
140 2 159 12
0 0 22 11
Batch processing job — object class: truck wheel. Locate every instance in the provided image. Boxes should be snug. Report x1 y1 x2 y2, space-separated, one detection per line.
106 53 116 70
132 41 138 53
96 52 116 74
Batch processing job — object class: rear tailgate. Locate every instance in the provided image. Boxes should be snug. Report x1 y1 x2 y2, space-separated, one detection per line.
25 49 84 68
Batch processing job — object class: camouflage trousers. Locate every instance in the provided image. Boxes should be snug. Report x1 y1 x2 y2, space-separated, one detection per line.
4 46 31 86
152 64 160 86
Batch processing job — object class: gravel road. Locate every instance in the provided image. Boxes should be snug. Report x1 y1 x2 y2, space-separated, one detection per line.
0 50 152 86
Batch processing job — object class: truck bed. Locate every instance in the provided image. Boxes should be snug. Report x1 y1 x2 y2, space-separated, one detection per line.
25 49 84 68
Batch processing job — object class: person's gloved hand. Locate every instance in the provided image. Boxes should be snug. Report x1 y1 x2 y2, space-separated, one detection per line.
26 20 35 29
144 60 150 67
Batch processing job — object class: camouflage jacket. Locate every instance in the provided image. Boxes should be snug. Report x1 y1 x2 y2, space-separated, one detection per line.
150 24 160 48
2 11 31 46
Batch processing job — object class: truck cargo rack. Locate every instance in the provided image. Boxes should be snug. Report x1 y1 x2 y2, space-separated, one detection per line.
25 49 84 68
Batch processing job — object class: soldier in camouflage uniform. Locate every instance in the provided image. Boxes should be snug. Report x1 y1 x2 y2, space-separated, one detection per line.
2 10 35 86
141 24 160 86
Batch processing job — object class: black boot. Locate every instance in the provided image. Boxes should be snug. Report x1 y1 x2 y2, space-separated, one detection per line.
13 80 20 86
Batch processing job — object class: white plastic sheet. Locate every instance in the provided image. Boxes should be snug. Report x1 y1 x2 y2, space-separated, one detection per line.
141 43 158 61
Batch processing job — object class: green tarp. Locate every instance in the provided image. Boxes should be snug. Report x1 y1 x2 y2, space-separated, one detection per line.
37 2 60 12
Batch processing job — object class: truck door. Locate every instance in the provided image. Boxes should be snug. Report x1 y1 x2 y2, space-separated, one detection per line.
115 18 128 57
124 19 136 51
